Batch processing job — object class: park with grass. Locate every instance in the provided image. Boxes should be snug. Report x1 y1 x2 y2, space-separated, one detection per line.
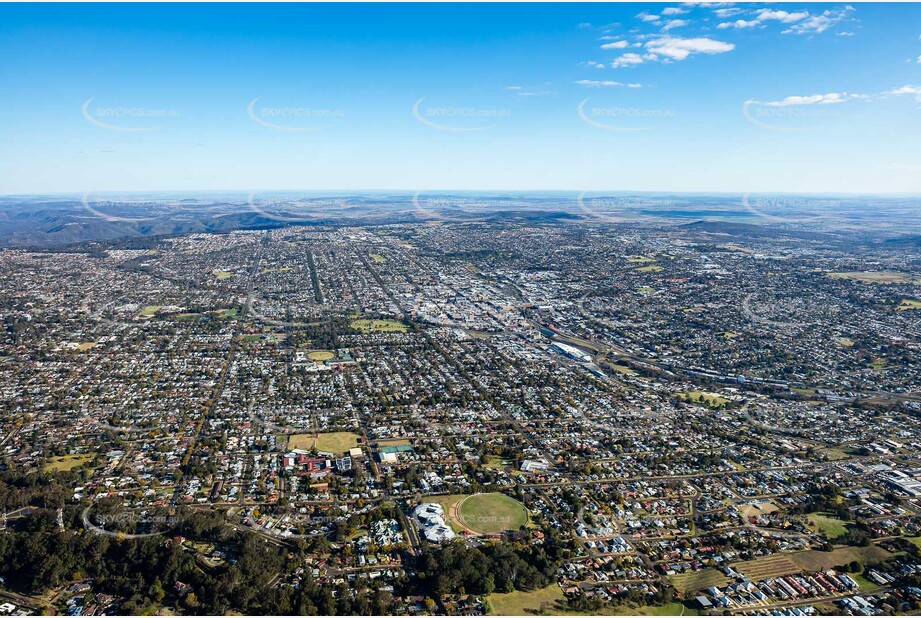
287 431 360 454
43 454 94 472
677 391 730 409
350 318 407 333
807 512 850 540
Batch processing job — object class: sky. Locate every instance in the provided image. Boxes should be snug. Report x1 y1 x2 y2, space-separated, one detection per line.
0 2 920 195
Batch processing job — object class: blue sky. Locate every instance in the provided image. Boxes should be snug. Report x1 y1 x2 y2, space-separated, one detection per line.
0 2 919 194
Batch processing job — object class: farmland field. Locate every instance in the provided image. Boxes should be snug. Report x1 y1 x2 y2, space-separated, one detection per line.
735 554 801 580
828 271 919 284
668 569 729 594
790 546 892 572
486 585 697 616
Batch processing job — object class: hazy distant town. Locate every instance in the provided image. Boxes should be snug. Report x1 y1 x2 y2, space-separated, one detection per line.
0 195 919 616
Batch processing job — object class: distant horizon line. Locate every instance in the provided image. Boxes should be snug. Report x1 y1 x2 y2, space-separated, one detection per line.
4 189 921 198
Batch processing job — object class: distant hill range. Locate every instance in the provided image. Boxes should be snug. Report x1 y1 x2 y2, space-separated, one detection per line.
0 193 918 249
680 220 829 240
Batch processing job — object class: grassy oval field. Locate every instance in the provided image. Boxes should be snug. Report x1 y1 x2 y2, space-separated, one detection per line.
457 493 529 534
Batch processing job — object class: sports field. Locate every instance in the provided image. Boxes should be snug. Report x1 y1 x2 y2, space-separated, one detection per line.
306 350 335 361
287 431 360 453
458 493 529 533
429 493 529 535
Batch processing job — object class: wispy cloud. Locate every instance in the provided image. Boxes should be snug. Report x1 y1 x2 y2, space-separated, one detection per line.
715 5 855 34
782 6 855 35
751 84 921 107
661 19 690 32
713 7 743 18
600 40 630 49
575 79 642 88
757 92 853 107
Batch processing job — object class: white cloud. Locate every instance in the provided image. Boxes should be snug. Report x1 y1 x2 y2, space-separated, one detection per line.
505 86 523 90
645 36 735 61
917 55 921 63
885 85 921 101
636 11 661 23
756 9 809 23
782 7 854 35
583 61 607 69
713 7 743 18
661 19 690 32
752 84 921 107
611 52 646 68
717 19 760 29
661 7 688 16
600 40 630 49
760 92 851 106
575 79 631 87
